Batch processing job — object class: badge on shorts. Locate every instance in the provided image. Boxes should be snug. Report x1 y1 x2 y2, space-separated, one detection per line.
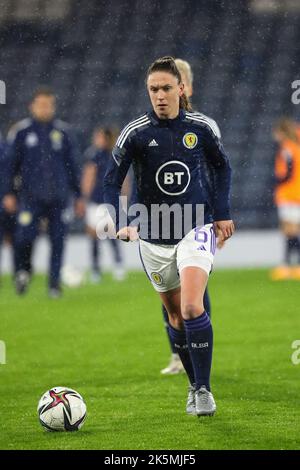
183 132 198 149
151 272 163 285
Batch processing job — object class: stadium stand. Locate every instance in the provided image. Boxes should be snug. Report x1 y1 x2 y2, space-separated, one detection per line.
0 0 299 228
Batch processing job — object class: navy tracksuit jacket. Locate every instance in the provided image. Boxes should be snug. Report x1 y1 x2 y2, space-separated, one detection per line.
4 117 81 286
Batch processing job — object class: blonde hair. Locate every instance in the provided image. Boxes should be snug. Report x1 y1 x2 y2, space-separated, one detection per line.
174 59 193 87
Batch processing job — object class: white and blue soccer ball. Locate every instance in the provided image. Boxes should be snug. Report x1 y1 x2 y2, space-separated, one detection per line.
61 265 84 288
38 387 87 432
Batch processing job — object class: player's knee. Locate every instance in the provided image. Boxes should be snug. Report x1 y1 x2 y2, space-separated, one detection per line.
168 312 183 330
182 303 204 320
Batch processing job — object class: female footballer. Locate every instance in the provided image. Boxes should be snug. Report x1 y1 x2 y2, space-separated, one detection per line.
104 57 234 416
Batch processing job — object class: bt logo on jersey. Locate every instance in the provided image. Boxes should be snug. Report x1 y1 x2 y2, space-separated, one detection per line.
164 172 185 185
156 160 191 196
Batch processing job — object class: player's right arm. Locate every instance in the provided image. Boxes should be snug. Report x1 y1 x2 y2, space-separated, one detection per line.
103 133 136 238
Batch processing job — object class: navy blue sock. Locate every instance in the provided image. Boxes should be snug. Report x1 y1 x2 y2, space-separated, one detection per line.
162 289 211 354
184 312 213 391
168 324 195 385
162 305 177 354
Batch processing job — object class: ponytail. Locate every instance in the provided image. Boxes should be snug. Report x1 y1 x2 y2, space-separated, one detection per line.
180 92 193 112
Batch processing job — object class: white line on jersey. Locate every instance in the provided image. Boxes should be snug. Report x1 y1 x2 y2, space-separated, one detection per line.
118 118 151 148
116 114 148 146
185 113 221 138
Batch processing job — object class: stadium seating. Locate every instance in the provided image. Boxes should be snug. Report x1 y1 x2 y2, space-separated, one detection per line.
0 0 299 228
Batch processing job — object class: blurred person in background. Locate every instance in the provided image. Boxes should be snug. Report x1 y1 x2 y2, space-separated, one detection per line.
81 126 126 282
271 117 300 280
2 87 85 297
0 132 16 283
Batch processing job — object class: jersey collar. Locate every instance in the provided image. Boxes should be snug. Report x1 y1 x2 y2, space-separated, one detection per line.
148 109 186 126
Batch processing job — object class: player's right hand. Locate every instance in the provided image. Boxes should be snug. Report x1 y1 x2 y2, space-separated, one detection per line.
2 194 17 214
116 226 139 242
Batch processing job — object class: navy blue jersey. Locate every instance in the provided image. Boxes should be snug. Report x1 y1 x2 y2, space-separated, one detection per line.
84 146 110 204
3 118 81 205
104 109 232 245
128 112 221 217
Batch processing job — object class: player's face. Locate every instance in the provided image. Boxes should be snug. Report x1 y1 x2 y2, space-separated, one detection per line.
147 71 184 119
30 95 56 122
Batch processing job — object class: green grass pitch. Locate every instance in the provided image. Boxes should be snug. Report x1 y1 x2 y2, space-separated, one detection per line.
0 268 299 450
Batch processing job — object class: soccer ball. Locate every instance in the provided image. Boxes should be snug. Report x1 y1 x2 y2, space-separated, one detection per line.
38 386 87 432
61 265 84 288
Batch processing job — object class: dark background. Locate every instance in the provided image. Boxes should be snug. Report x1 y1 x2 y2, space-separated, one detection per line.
0 0 299 228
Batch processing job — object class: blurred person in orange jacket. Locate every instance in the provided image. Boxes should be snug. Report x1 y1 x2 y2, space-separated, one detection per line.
271 118 300 280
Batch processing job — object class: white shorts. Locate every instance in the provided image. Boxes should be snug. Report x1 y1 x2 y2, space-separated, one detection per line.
278 204 300 225
139 224 216 292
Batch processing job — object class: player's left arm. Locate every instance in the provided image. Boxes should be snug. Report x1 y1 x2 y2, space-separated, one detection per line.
203 126 234 240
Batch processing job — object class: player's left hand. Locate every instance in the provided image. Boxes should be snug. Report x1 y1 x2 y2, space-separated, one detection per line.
217 235 226 249
214 220 235 241
213 225 226 249
74 198 86 218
